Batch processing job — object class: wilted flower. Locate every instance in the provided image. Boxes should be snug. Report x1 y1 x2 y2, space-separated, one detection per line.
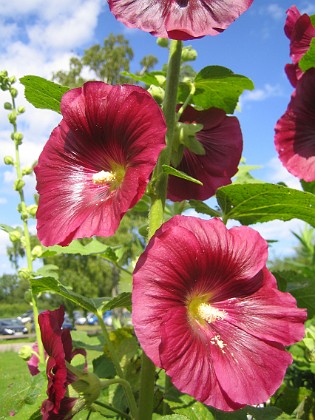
108 0 254 40
167 105 242 201
275 68 315 181
39 306 87 419
284 6 315 87
35 82 166 246
132 216 306 411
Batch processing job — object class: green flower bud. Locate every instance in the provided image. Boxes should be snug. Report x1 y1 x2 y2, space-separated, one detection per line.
3 155 14 165
9 230 22 242
18 345 33 361
18 268 32 281
20 211 29 221
24 289 33 303
156 37 169 48
14 179 25 192
17 106 25 114
10 87 18 98
154 75 166 86
4 102 12 110
181 46 198 62
22 166 33 176
70 371 101 405
0 70 8 78
9 76 16 84
8 111 17 124
27 204 38 217
13 132 23 144
31 245 43 259
148 85 165 104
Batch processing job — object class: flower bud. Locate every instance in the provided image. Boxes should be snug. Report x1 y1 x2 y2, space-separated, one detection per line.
24 289 33 303
154 75 166 86
20 211 29 221
9 230 22 242
0 70 8 78
71 371 101 405
22 166 33 176
10 87 18 98
27 204 38 217
9 76 16 84
14 179 25 192
8 111 16 124
4 155 14 165
181 46 198 62
13 132 23 145
32 245 43 259
156 37 169 48
18 268 32 281
19 345 33 361
17 106 25 114
4 102 12 110
148 85 165 104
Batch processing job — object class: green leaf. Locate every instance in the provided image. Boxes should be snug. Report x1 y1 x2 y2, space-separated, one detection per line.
299 38 315 72
0 223 15 233
19 75 69 113
290 284 315 318
42 238 116 258
189 199 222 217
102 292 132 311
193 66 254 113
35 264 59 280
120 71 162 86
165 394 214 420
31 276 107 313
217 183 315 226
162 164 203 185
93 354 116 378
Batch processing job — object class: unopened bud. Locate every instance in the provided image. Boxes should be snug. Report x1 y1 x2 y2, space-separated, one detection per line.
148 85 165 104
4 155 14 165
4 102 12 110
0 70 8 78
156 37 169 48
10 87 18 98
71 371 101 405
32 245 43 259
9 76 16 84
19 345 33 361
181 46 198 62
20 211 29 221
14 179 25 192
17 106 25 114
8 111 16 124
154 75 166 86
27 204 38 217
13 132 23 144
9 230 22 242
22 166 33 176
18 268 32 281
24 289 33 303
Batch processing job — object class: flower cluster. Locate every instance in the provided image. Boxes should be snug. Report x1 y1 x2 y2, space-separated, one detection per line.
132 216 306 410
275 6 315 181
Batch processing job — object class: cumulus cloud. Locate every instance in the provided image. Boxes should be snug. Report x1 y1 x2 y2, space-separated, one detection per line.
264 157 302 190
265 4 285 21
239 84 283 108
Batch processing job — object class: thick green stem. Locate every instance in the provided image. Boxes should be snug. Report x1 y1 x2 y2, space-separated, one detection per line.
137 39 183 420
11 96 45 365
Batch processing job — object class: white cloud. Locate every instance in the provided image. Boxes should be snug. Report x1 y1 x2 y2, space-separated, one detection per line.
264 157 302 189
239 84 283 108
265 4 285 21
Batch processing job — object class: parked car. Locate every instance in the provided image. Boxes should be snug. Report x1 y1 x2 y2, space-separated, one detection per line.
62 317 76 330
0 318 28 335
73 310 86 325
17 309 34 324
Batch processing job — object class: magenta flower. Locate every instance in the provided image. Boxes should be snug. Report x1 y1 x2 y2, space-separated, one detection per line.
167 106 242 201
284 6 315 87
108 0 253 40
35 82 166 246
275 68 315 182
132 216 306 411
39 306 86 419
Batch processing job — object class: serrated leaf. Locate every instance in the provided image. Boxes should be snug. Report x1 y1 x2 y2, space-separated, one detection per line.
20 75 69 113
121 71 161 86
31 276 108 313
299 38 315 72
103 292 132 311
193 66 254 113
188 200 222 217
162 164 203 185
217 183 315 226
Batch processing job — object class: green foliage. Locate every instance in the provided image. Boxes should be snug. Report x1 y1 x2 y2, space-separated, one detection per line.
299 38 315 72
19 75 69 113
162 164 203 185
192 66 254 113
216 183 315 226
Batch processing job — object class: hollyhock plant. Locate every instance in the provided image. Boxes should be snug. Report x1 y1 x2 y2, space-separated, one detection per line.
275 68 315 182
167 105 242 201
108 0 254 40
284 6 315 87
132 216 306 411
35 82 166 246
39 306 87 419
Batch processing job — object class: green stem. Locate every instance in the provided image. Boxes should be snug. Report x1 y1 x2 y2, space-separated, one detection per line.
11 95 45 365
93 400 131 419
97 314 138 418
137 39 183 420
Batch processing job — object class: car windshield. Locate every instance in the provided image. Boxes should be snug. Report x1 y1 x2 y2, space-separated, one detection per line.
1 319 23 326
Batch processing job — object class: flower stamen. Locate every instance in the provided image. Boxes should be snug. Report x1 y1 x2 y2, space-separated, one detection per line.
197 303 226 324
92 170 116 185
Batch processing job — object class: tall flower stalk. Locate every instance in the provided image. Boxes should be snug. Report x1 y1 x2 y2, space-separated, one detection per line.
0 72 44 364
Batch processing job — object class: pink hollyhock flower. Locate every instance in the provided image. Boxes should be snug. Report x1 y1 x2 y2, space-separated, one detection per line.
108 0 254 40
284 6 315 87
275 68 315 182
167 106 242 201
132 216 306 411
39 306 86 419
35 82 166 246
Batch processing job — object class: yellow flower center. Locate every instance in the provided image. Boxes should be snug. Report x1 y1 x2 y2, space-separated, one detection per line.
92 163 126 190
187 295 226 326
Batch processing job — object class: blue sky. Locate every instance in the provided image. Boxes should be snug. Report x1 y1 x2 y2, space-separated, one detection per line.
1 0 315 275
